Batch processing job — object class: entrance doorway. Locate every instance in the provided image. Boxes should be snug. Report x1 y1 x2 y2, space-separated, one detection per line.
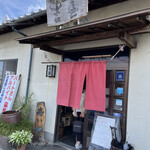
55 46 129 149
82 68 128 149
57 106 75 146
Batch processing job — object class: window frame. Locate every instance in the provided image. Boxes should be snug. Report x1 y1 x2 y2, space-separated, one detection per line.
0 59 18 92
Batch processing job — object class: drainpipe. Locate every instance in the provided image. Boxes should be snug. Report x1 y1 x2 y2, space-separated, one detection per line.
25 45 33 104
12 26 27 37
12 26 33 104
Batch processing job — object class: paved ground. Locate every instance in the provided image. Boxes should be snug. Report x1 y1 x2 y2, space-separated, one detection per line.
27 144 71 150
0 135 75 150
0 141 74 150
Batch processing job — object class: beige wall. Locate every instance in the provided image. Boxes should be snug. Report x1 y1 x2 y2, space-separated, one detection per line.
0 32 31 97
89 0 150 22
29 48 61 135
0 31 61 138
127 33 150 150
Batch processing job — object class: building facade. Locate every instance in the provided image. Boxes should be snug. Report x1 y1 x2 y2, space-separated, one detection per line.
0 0 150 149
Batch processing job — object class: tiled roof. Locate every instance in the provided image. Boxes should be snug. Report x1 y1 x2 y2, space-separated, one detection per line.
0 9 46 26
0 9 47 35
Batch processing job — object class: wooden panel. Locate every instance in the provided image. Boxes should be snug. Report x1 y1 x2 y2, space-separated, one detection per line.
17 8 150 45
34 102 46 139
82 66 129 149
119 31 137 48
33 45 63 55
89 0 128 10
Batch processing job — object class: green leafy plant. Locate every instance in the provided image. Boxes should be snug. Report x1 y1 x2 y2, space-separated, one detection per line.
0 94 34 136
9 130 33 148
0 117 33 136
13 93 33 119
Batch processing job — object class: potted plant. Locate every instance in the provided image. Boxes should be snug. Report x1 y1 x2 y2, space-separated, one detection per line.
9 130 33 150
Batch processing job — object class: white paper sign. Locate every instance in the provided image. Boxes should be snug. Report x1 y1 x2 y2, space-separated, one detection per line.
46 0 88 26
116 99 123 106
0 75 20 113
91 116 116 149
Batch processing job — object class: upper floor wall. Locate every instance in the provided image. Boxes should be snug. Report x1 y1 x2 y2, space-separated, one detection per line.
18 0 150 37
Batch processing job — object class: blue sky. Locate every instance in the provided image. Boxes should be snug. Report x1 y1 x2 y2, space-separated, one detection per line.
0 0 46 23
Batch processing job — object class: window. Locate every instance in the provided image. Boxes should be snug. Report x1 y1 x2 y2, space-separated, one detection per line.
0 59 18 92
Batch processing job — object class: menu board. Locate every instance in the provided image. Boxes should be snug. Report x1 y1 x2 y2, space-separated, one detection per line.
91 116 116 149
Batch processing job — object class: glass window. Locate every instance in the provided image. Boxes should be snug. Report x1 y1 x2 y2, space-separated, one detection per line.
116 71 125 82
113 99 123 111
115 85 124 96
0 61 4 90
0 60 18 92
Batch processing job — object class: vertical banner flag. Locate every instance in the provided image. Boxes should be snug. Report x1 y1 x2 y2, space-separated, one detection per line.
0 75 21 113
46 0 88 26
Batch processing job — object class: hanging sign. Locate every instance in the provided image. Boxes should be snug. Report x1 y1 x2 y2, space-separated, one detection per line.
46 0 88 26
0 75 21 113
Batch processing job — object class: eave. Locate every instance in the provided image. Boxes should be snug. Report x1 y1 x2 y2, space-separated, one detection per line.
17 8 150 55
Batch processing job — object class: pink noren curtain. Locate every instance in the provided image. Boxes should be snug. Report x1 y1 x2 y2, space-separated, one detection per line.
57 62 73 106
57 61 106 111
85 61 106 111
69 62 88 109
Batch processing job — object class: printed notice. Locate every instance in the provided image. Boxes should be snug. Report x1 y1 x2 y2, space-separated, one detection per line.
116 99 123 106
91 116 116 149
0 75 20 113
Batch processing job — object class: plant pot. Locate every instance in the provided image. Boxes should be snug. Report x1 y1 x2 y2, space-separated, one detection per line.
17 144 26 150
1 110 21 124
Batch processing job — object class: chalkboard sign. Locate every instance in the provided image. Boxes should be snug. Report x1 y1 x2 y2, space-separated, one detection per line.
90 114 119 150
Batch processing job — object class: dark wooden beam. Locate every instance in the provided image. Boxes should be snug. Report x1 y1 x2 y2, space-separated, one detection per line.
119 31 136 48
17 8 150 44
130 25 150 34
108 23 120 28
108 21 127 29
69 30 85 36
116 21 127 28
136 16 149 25
88 27 105 32
33 44 63 55
34 29 121 46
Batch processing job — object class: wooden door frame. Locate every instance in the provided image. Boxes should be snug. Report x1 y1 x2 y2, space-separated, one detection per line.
82 63 129 149
54 66 129 146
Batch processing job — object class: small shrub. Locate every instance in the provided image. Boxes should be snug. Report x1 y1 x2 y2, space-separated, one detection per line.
13 93 33 119
0 118 33 136
9 130 33 148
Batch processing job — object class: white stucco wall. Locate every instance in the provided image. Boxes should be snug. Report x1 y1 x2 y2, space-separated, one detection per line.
127 33 150 150
89 0 150 22
0 31 31 97
29 48 61 135
0 31 61 139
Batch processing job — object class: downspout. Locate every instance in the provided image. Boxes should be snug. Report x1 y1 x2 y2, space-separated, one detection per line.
25 45 33 104
12 26 33 104
12 26 27 37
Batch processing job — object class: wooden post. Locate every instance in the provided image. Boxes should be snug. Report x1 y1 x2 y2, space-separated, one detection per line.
119 31 137 48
